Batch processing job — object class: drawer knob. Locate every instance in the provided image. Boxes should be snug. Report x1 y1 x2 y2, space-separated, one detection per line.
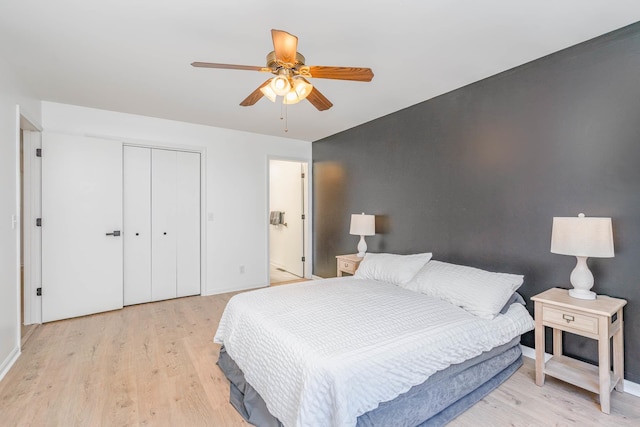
563 314 575 323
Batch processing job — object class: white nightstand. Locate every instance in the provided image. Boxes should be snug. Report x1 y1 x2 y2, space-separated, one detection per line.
531 288 626 414
335 254 363 277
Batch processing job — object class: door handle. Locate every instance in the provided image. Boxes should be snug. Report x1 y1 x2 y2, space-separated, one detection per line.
106 230 121 236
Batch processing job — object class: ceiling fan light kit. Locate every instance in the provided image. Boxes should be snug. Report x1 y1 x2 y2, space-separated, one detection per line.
192 29 374 113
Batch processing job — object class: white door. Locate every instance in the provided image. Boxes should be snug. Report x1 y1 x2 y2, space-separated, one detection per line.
176 151 201 297
151 149 177 301
123 146 152 305
41 133 123 322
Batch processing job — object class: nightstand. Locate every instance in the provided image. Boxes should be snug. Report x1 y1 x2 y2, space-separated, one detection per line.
531 288 626 414
335 254 363 277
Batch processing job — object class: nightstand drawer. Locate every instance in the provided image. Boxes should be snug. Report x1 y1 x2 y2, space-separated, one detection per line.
339 260 357 274
543 306 599 335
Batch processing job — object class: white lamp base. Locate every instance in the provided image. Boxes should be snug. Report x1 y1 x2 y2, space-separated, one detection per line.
569 288 596 300
568 256 597 300
356 235 368 258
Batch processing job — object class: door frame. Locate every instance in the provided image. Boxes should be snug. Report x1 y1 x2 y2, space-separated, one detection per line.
16 106 43 333
266 156 312 283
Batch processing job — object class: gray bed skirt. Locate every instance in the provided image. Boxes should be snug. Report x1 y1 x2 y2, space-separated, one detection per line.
217 337 522 427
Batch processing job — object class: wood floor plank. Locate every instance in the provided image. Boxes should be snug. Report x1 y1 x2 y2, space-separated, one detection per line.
1 292 638 426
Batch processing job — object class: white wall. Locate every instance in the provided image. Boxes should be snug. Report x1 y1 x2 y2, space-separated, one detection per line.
0 61 41 380
41 102 311 295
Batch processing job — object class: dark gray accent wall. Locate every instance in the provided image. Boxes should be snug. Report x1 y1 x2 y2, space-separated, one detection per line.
313 23 640 383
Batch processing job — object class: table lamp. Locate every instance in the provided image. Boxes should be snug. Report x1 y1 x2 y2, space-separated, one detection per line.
550 213 614 300
350 213 375 257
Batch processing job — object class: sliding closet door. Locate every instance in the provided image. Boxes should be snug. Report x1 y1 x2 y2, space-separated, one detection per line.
151 149 178 301
123 146 152 305
123 147 200 304
176 151 201 297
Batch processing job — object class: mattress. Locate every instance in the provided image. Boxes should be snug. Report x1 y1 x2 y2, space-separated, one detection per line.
214 277 534 427
218 337 523 427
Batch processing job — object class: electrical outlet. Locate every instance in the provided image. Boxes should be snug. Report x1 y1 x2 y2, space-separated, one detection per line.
239 265 245 274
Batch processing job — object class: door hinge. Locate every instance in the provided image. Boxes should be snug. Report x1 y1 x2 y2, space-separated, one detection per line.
301 172 305 179
301 214 305 220
36 287 42 296
36 218 42 227
301 256 306 262
36 148 42 157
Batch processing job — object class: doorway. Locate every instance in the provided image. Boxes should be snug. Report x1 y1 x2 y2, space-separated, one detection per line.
268 159 308 285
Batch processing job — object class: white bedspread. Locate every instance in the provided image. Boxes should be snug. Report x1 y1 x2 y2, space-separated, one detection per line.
214 277 534 427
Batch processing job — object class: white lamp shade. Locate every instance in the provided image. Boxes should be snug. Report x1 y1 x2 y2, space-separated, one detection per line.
283 89 301 105
349 213 375 236
270 75 291 96
551 214 614 258
260 84 277 102
293 78 313 100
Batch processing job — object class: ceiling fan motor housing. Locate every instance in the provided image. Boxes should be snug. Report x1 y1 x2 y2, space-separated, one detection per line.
266 51 306 70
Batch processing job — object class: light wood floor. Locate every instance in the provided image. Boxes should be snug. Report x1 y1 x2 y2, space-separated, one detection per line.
20 323 38 347
1 292 639 426
269 264 302 284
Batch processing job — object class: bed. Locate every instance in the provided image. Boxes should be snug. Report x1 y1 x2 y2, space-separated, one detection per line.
214 255 535 427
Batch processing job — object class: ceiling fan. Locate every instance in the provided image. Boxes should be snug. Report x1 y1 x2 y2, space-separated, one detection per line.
192 29 374 111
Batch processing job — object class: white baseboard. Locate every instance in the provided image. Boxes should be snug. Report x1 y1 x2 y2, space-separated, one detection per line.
520 344 640 398
203 282 268 296
625 378 640 397
520 344 551 362
204 275 324 296
0 346 20 382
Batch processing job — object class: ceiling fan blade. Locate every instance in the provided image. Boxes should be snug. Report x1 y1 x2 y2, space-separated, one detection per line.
240 80 272 106
306 87 333 111
192 62 265 72
271 29 298 64
307 66 374 82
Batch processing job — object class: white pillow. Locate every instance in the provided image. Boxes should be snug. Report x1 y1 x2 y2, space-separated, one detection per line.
404 260 523 319
354 252 432 285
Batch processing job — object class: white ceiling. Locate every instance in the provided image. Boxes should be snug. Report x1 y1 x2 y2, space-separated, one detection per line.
2 1 640 142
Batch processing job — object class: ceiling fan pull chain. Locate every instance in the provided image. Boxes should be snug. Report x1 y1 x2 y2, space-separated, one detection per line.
284 100 288 132
279 98 288 132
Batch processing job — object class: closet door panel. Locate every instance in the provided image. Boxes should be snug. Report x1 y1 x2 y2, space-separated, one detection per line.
176 151 201 297
123 146 152 306
151 149 177 301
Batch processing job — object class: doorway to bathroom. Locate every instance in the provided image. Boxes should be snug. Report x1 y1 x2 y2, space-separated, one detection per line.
268 159 308 285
